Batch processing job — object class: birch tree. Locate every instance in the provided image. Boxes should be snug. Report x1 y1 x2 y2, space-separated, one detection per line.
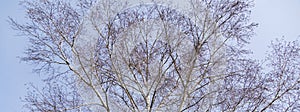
12 0 300 112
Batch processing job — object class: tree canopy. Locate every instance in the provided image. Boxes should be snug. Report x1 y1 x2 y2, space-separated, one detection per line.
10 0 300 111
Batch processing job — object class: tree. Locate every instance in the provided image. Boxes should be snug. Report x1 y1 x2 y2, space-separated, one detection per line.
12 0 300 112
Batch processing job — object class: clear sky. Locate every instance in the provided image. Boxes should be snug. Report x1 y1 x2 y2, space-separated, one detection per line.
0 0 40 111
0 0 300 111
249 0 300 59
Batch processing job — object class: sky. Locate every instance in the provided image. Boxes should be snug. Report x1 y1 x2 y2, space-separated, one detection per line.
249 0 300 59
0 0 300 111
0 0 41 111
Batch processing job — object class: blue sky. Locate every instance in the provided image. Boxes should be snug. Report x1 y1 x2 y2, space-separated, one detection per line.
249 0 300 59
0 0 300 111
0 0 40 111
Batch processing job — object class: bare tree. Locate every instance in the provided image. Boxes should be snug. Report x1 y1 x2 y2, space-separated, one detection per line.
259 39 300 111
23 79 92 112
15 0 300 112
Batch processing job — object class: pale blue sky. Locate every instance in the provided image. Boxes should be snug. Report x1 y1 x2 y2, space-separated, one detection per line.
0 0 39 111
0 0 300 111
249 0 300 59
